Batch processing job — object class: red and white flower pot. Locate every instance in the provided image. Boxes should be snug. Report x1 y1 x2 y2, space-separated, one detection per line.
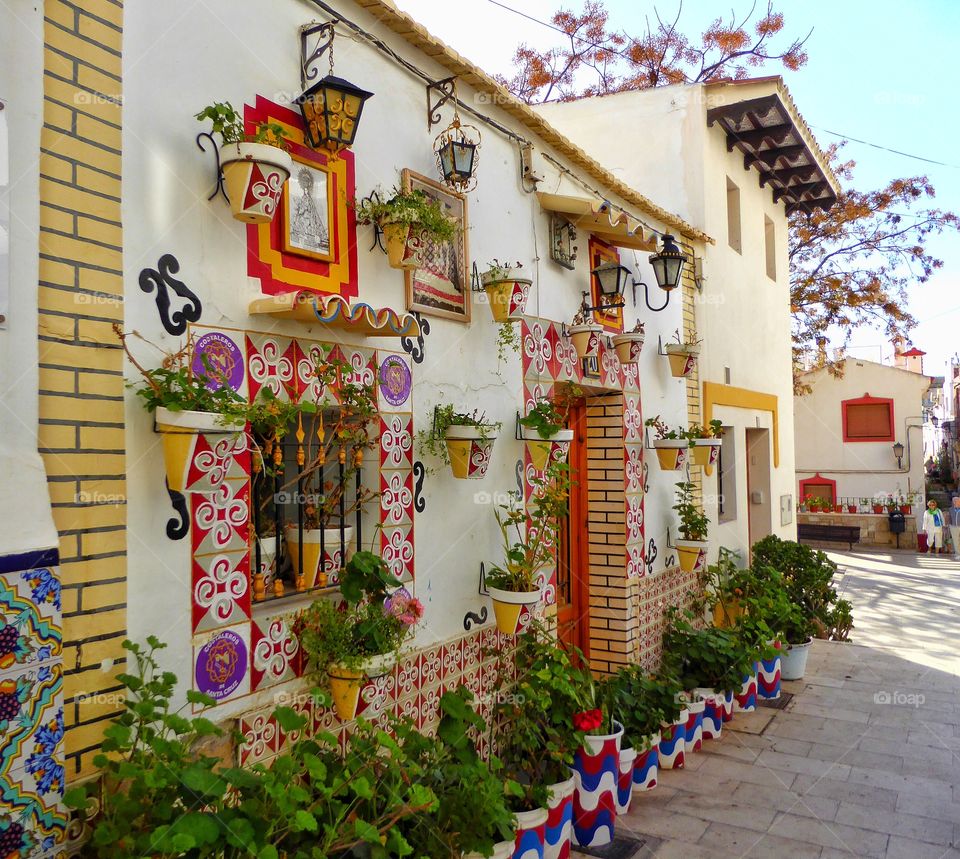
694 688 724 740
720 689 735 723
611 331 645 364
657 709 687 770
444 425 498 479
487 586 541 636
513 807 548 859
665 344 699 378
568 324 603 360
632 732 660 792
544 775 575 859
615 746 637 815
758 640 783 699
220 142 292 224
683 695 706 754
522 427 574 472
734 662 759 713
482 270 531 322
572 721 623 848
154 407 243 493
653 439 688 471
690 438 721 467
676 539 708 574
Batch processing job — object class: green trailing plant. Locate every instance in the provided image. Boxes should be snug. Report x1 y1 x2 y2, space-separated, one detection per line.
486 460 570 593
400 688 516 857
483 259 523 281
673 480 709 542
296 551 422 674
685 419 723 440
606 665 683 749
116 326 245 421
662 609 755 693
645 415 722 446
63 638 436 858
496 321 523 364
195 101 288 149
751 535 854 641
416 404 501 467
489 621 593 808
355 186 457 242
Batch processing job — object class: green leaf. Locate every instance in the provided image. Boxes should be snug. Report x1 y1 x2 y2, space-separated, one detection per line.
293 810 318 832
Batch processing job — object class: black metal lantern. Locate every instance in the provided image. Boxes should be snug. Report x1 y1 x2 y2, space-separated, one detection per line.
433 112 481 191
298 74 374 153
893 441 905 468
648 233 688 292
591 261 632 299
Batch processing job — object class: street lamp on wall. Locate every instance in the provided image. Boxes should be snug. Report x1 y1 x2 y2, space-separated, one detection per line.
893 441 905 468
632 233 692 312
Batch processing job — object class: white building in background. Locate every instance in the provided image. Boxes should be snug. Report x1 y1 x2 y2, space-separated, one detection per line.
794 359 931 506
537 76 840 560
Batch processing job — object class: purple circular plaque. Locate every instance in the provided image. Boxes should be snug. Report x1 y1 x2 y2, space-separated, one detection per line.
378 355 412 407
195 629 247 700
192 331 244 392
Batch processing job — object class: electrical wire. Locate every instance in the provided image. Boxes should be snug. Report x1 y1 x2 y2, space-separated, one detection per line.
810 126 960 170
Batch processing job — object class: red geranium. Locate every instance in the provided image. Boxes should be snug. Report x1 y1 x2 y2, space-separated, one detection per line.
573 708 603 732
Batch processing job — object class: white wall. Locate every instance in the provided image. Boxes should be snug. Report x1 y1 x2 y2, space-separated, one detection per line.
0 1 59 557
121 0 690 714
536 82 799 558
795 360 929 501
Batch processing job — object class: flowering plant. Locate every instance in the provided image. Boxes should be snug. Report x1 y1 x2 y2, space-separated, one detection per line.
572 709 603 732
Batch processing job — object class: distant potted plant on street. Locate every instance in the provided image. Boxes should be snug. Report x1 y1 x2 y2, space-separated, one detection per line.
519 394 577 471
567 305 603 360
355 186 456 269
612 320 645 365
486 462 569 634
117 327 246 493
847 500 858 513
481 259 531 322
674 480 709 573
297 551 422 720
418 404 501 480
645 416 688 471
664 328 701 378
196 101 292 224
686 419 723 467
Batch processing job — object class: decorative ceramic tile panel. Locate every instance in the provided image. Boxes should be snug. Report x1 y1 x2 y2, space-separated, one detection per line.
294 340 334 405
251 613 301 692
376 353 413 412
191 480 250 557
379 415 413 470
192 624 251 705
246 334 296 402
185 432 250 494
191 552 251 633
380 470 413 528
381 524 414 582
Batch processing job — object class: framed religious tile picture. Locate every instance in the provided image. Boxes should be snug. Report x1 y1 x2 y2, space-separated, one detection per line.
402 169 470 323
283 155 334 262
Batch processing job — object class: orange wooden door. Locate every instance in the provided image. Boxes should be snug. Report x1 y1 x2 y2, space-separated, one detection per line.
557 402 590 657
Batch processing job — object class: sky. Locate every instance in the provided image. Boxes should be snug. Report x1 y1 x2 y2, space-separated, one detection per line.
393 0 960 382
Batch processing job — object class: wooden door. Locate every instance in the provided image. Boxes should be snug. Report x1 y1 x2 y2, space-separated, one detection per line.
557 402 590 657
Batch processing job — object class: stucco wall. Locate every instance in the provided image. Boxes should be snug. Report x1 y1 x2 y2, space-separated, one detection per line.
795 360 929 501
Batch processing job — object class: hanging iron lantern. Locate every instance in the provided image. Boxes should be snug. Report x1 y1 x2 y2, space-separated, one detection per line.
434 115 481 191
648 233 688 292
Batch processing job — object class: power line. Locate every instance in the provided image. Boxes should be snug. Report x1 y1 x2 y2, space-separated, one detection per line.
810 126 960 170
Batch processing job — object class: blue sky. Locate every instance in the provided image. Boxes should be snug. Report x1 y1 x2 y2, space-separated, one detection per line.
394 0 960 380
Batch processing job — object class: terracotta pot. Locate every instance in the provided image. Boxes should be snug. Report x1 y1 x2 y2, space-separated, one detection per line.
690 439 721 467
522 427 574 471
444 425 498 479
833 505 843 514
284 525 354 587
653 440 688 470
611 332 645 364
900 505 912 514
483 276 531 323
873 505 884 514
488 586 541 635
568 324 602 360
665 343 699 378
220 142 292 224
155 406 243 493
676 539 708 573
382 220 418 269
847 505 858 513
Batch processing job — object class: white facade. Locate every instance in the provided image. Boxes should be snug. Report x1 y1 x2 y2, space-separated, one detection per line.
537 78 831 559
795 359 931 503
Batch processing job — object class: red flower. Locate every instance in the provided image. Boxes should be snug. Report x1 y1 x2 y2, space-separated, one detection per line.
573 708 603 732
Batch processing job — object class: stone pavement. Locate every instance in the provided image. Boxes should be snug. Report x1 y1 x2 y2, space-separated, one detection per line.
605 549 960 858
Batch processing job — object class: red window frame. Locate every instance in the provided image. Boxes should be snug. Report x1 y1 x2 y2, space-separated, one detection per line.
799 474 837 506
841 394 895 443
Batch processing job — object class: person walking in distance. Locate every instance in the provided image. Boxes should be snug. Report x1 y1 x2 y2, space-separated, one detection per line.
949 496 960 560
922 499 946 554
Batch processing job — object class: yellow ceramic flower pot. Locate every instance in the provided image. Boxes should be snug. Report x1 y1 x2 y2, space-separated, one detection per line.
676 540 708 573
220 142 292 224
155 407 241 493
444 426 498 479
488 586 541 635
690 440 721 467
665 346 698 378
328 665 364 721
522 428 574 471
382 221 416 269
654 442 687 470
483 277 531 323
285 526 354 587
713 597 743 628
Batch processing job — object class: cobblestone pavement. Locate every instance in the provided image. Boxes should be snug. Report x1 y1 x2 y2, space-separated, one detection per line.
598 549 960 858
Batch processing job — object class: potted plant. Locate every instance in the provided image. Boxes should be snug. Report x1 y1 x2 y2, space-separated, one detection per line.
611 320 645 365
686 419 723 467
656 680 688 771
847 500 859 514
282 359 379 588
872 497 885 514
418 404 501 480
673 480 709 573
664 328 701 378
567 305 603 361
195 101 292 224
486 462 569 634
297 551 422 720
481 259 531 323
519 396 575 471
645 416 688 471
117 327 246 493
355 186 457 270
